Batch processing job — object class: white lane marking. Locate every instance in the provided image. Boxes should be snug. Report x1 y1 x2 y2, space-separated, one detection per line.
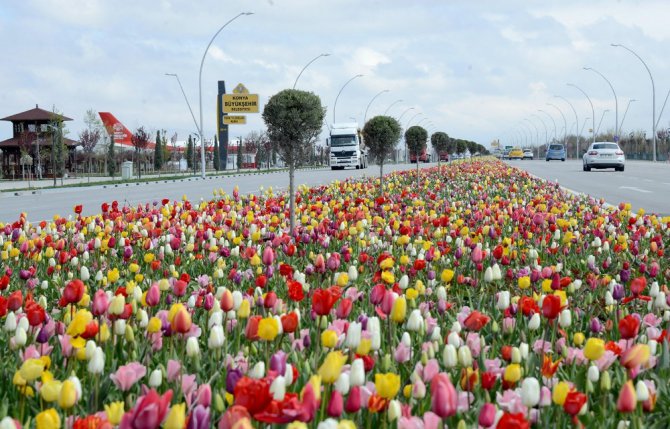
619 186 652 194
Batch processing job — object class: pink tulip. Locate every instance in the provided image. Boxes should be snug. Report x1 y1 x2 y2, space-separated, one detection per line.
430 373 457 418
422 359 440 383
146 283 160 307
110 362 147 391
262 247 274 266
470 246 483 264
345 386 362 413
394 342 411 363
167 360 181 382
92 289 109 316
327 390 343 417
478 403 496 427
119 389 172 429
617 380 637 413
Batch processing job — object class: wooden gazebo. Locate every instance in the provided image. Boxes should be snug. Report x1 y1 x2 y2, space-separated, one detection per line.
0 105 79 180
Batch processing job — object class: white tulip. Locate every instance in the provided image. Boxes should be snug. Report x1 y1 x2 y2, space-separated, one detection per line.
528 313 541 330
14 327 27 347
248 361 265 379
458 345 472 367
186 337 200 358
208 325 225 349
87 347 105 374
559 309 572 328
149 369 163 387
448 331 462 348
350 359 365 386
270 375 286 401
368 317 381 350
497 291 510 310
587 365 600 383
4 312 17 332
334 373 350 395
345 322 362 349
406 309 424 332
521 377 540 407
388 399 401 421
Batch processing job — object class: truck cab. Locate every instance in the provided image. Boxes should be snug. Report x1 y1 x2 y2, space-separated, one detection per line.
328 123 368 170
410 148 430 163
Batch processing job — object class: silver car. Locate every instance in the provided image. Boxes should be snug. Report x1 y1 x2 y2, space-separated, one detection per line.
583 142 625 172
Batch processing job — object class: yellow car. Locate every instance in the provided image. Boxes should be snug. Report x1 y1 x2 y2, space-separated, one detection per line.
508 147 524 160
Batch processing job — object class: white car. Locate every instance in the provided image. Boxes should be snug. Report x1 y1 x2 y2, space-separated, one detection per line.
583 142 625 172
523 150 534 160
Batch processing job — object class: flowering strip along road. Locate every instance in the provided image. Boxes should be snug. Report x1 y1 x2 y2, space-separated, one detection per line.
0 159 669 429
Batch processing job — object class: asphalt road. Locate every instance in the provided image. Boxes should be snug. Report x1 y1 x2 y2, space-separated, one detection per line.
0 163 432 223
505 159 670 216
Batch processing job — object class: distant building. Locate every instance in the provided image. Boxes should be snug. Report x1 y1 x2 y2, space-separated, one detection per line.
0 105 79 179
226 139 257 169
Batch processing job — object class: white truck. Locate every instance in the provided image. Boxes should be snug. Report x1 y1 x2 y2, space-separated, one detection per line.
328 123 368 170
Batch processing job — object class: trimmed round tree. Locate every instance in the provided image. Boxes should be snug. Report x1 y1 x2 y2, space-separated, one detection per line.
431 131 449 168
263 89 325 233
405 125 428 188
363 115 402 196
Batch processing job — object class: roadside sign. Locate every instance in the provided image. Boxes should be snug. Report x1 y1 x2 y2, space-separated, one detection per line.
223 94 259 113
232 83 250 94
223 115 247 125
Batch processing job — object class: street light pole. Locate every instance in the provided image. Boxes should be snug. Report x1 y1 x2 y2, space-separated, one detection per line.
198 12 253 179
384 99 403 115
547 103 568 149
538 109 557 143
567 83 596 149
595 110 610 137
619 99 636 133
333 74 364 124
524 118 539 155
363 89 390 124
293 53 331 89
405 112 423 129
584 67 619 140
612 43 656 161
397 107 415 123
554 95 579 158
165 73 200 133
531 114 548 159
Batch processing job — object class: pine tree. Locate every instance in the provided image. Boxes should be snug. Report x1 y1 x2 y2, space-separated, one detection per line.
213 135 220 171
107 134 116 177
154 130 163 171
186 136 194 170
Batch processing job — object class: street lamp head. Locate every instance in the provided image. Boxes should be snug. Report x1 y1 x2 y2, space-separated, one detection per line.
322 53 331 57
243 12 254 16
165 73 177 77
611 43 620 47
583 67 591 71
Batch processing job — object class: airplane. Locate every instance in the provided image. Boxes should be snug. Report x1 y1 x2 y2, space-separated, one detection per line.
98 112 208 153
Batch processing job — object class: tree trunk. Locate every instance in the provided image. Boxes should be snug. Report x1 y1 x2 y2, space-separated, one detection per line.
289 162 295 235
379 161 384 198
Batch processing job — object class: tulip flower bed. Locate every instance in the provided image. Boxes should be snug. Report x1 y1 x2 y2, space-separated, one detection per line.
1 159 669 429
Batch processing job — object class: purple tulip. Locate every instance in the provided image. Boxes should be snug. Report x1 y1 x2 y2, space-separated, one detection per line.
225 367 243 394
187 405 210 429
270 351 288 376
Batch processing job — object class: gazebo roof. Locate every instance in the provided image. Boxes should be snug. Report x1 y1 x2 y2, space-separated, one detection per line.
1 105 73 122
0 136 80 149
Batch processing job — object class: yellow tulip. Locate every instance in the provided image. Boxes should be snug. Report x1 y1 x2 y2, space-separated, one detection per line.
573 332 585 346
258 317 279 341
41 380 63 402
36 408 61 429
318 351 348 384
164 403 186 429
518 276 530 289
19 358 46 382
503 364 522 383
237 299 250 319
147 317 162 333
391 297 407 323
381 270 395 284
552 381 570 405
104 401 125 425
321 330 338 348
375 373 401 399
58 380 77 409
583 338 605 361
66 309 93 337
441 269 454 283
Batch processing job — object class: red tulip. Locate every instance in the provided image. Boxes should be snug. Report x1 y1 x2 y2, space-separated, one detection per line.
345 386 362 413
25 301 46 327
327 390 343 417
73 205 83 214
172 280 187 297
0 274 9 290
62 279 85 306
463 310 490 331
264 291 277 309
245 316 261 340
7 290 23 311
171 307 192 334
618 314 640 340
496 412 530 429
233 376 272 414
519 296 539 316
92 289 109 316
430 373 457 418
312 288 340 316
563 391 587 418
335 298 353 319
287 280 304 302
0 296 8 318
280 312 298 334
541 295 562 320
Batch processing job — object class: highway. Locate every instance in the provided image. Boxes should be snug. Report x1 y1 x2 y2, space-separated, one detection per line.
505 159 670 216
0 163 432 223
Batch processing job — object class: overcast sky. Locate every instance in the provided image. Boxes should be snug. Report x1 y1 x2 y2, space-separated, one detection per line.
1 0 669 148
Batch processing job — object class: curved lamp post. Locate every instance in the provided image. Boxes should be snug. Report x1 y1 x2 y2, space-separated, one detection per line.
538 109 557 143
166 73 200 133
567 83 596 150
384 99 403 115
333 74 364 123
612 43 656 161
397 107 415 123
595 110 610 136
584 66 618 140
293 53 331 89
363 89 390 124
198 12 253 178
524 118 539 156
547 103 568 148
620 99 636 133
531 113 549 157
554 95 580 158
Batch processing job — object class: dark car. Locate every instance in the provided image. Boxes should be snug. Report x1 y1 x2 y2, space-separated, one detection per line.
546 144 566 161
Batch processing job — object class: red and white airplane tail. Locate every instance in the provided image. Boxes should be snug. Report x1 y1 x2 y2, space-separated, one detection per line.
99 112 156 149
